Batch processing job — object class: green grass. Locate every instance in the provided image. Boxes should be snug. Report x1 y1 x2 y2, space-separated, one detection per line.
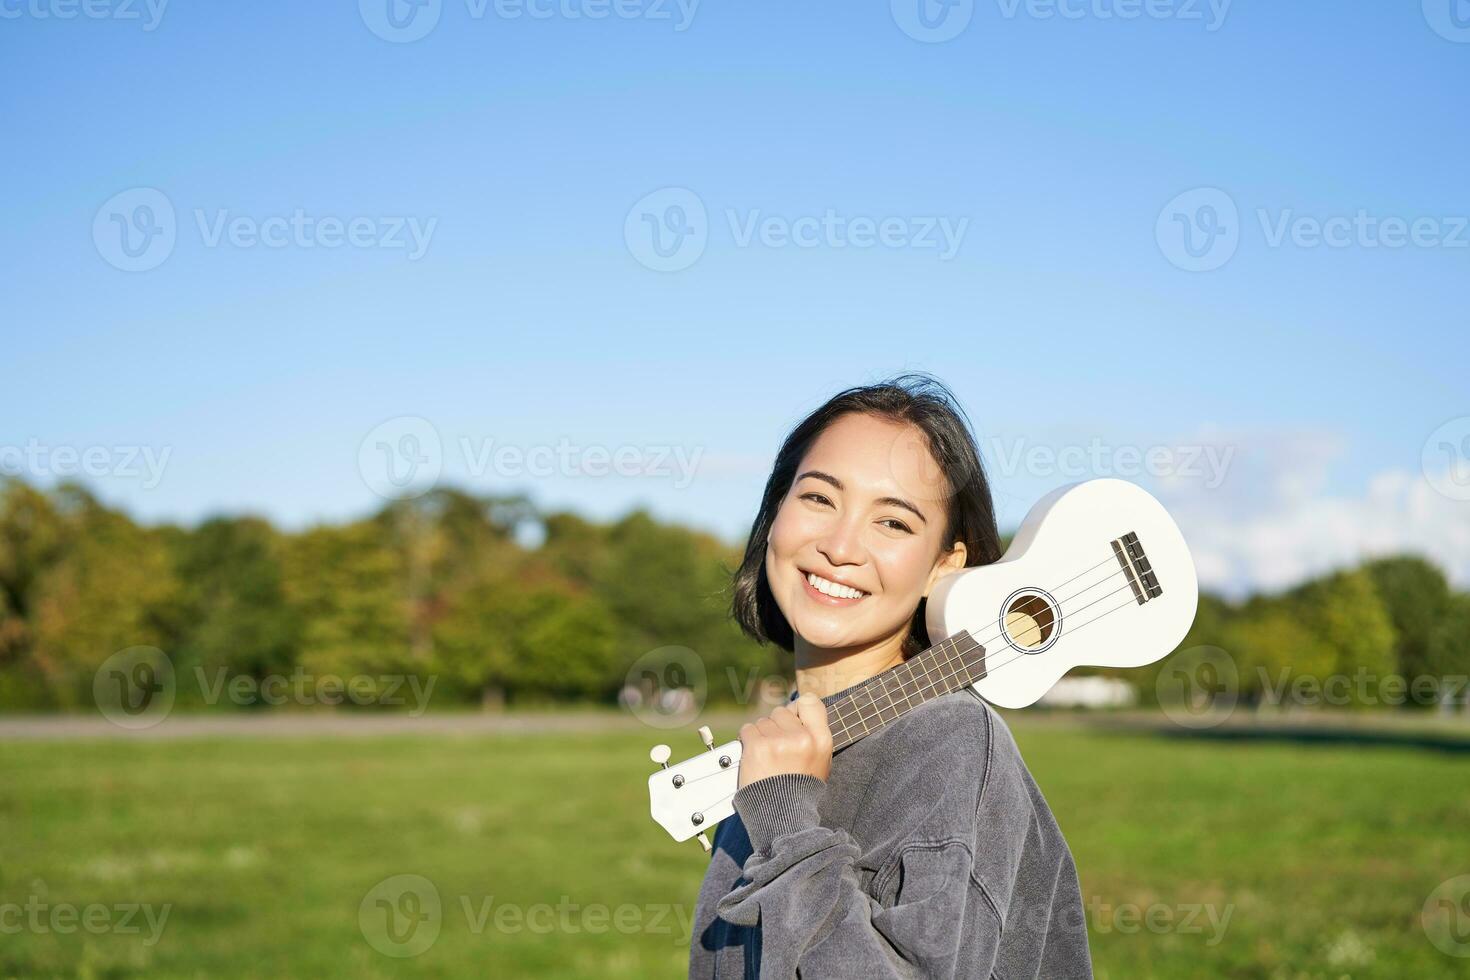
1 717 1467 978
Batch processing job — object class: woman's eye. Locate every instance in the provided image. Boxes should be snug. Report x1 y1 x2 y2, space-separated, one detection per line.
879 518 914 534
800 492 832 506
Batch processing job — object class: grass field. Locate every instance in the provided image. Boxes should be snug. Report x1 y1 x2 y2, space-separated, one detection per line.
2 713 1468 979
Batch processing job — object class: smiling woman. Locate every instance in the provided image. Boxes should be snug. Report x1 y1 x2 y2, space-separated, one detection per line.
690 374 1094 979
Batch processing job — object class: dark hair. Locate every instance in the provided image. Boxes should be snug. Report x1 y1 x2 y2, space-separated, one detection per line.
730 373 1002 660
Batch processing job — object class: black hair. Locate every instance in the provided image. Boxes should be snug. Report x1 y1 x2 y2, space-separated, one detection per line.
730 372 1002 660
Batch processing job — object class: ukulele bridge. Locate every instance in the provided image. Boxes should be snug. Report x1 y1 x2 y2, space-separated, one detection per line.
1112 531 1163 605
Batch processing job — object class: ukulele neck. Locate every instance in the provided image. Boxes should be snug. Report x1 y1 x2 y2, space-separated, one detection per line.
820 631 987 752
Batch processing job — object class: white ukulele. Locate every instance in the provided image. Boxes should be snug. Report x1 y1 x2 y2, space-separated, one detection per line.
646 478 1199 848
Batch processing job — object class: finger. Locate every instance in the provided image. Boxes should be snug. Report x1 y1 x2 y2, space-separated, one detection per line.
769 705 804 733
792 693 832 746
755 716 779 737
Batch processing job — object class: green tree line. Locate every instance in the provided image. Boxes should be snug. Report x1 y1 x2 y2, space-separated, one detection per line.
0 477 1465 712
1111 555 1470 709
0 478 773 711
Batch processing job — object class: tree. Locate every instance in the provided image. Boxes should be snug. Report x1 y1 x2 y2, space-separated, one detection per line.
1285 569 1397 708
158 516 301 709
1426 593 1470 703
27 484 177 708
1363 556 1452 683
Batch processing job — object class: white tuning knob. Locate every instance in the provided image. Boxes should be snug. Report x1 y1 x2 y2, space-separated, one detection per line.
698 726 715 750
650 744 672 769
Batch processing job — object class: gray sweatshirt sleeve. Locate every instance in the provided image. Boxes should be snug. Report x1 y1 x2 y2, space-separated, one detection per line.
712 702 1011 979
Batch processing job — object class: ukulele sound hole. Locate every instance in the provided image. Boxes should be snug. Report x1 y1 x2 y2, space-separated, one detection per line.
1002 591 1058 653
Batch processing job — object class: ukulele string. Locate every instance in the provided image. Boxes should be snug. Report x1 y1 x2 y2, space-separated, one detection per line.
817 549 1146 746
828 550 1141 734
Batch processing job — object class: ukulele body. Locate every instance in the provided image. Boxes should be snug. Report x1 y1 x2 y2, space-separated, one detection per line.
925 477 1199 708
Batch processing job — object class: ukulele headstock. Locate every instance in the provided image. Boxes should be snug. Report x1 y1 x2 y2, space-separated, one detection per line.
647 726 743 848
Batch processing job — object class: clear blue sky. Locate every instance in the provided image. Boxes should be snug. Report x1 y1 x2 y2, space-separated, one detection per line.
3 1 1467 595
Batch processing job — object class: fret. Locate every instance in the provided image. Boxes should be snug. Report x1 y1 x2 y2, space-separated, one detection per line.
939 637 963 691
877 673 899 723
917 640 940 693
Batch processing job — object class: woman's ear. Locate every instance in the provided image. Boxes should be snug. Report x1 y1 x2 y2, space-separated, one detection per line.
923 541 967 596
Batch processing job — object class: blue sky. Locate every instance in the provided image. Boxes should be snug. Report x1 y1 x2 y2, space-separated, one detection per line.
3 0 1468 596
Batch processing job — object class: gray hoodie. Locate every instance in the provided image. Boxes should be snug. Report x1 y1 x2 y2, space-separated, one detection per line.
689 687 1093 979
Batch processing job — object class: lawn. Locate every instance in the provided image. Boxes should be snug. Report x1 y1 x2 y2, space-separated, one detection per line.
1 714 1467 978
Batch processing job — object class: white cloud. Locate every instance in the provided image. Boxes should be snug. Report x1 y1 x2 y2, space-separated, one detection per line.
1158 429 1470 598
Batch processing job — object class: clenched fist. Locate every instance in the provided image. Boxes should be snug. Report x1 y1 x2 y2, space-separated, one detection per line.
736 692 834 789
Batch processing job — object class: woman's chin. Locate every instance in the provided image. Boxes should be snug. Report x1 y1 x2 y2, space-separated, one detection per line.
792 620 873 653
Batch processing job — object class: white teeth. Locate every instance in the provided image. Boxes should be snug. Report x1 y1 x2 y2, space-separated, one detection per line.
807 572 866 600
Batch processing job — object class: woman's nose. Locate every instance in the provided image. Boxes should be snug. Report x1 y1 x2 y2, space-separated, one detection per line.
816 515 864 566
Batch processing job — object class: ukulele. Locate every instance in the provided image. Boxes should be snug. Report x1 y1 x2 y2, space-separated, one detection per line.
646 477 1198 848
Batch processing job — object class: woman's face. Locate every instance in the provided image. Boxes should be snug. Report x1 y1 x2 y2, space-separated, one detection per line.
764 412 966 658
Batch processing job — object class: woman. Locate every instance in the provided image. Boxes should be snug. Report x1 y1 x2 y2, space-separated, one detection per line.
688 374 1093 979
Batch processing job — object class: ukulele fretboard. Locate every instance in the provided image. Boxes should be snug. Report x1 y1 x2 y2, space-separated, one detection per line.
820 631 987 751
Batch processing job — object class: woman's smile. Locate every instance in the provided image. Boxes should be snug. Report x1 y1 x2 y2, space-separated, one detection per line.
800 568 871 607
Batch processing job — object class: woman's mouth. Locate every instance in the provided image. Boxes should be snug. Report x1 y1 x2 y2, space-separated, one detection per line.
801 570 870 607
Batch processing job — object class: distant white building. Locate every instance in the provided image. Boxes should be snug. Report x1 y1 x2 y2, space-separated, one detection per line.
1036 676 1137 709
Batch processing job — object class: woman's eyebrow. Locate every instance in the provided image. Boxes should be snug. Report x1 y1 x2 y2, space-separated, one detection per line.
794 470 928 524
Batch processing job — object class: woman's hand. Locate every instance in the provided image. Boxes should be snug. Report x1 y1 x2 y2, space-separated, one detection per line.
736 692 834 789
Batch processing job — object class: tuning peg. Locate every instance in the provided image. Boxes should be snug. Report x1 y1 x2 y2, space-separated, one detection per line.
649 744 671 769
697 832 712 852
698 726 715 751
